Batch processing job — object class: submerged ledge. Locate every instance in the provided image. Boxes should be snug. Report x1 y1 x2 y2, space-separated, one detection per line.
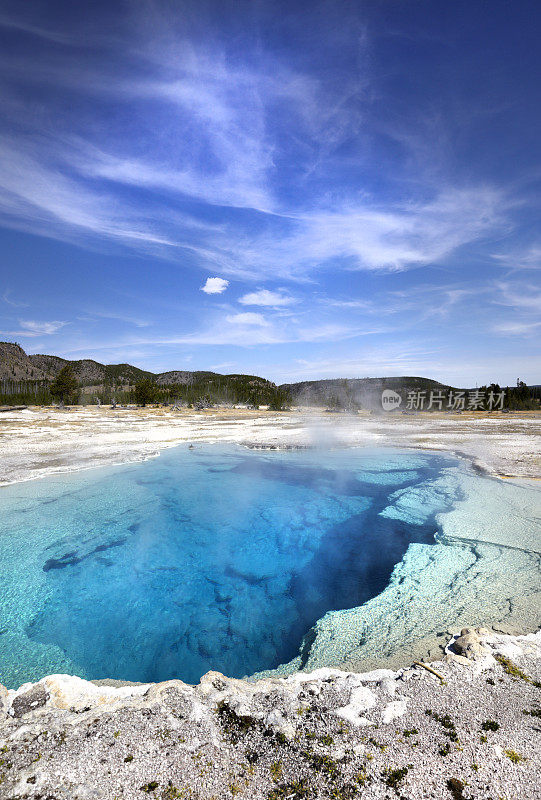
253 462 541 679
1 628 540 800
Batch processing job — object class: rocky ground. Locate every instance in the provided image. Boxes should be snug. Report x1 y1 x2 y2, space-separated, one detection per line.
0 628 539 800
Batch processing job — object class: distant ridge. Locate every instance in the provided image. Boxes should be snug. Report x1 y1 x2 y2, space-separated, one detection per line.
0 341 457 409
0 342 153 385
0 342 284 406
0 342 261 388
280 376 457 410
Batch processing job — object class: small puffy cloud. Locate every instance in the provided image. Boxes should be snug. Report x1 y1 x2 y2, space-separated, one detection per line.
225 312 269 326
18 319 66 335
238 289 295 307
201 277 229 294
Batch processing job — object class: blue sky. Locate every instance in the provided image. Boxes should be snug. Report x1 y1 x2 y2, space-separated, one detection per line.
0 0 539 385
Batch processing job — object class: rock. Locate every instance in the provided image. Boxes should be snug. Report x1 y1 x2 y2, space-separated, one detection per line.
39 674 150 712
10 684 49 718
451 631 489 660
380 678 397 696
444 652 473 667
263 710 296 740
333 685 377 726
381 699 408 724
300 681 321 697
0 683 8 721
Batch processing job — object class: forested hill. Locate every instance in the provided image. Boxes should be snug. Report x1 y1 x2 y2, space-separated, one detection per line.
0 342 154 385
0 343 268 388
0 342 287 407
280 376 455 410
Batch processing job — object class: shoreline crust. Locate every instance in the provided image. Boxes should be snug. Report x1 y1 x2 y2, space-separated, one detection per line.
0 628 540 799
1 407 540 487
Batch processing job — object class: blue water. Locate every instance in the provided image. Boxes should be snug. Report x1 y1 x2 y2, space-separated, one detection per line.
0 445 459 689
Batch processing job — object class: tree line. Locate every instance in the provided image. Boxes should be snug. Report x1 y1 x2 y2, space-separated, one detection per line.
132 376 291 410
0 366 537 411
0 365 291 410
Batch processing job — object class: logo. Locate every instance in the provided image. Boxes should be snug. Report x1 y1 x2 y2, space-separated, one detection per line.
381 389 402 411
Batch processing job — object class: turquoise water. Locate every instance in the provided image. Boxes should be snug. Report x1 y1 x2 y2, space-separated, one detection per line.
0 446 460 689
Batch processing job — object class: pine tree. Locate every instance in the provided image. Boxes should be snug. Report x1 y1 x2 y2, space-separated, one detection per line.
50 365 80 405
134 378 160 406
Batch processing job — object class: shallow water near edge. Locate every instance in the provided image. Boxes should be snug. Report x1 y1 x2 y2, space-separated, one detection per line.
0 444 538 690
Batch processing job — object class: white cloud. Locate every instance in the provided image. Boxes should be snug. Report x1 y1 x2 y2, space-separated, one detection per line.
225 312 268 326
0 123 507 284
492 245 541 271
234 187 506 278
492 320 541 336
19 319 67 335
0 319 67 337
238 289 296 307
329 299 375 310
2 289 29 308
0 11 514 285
173 187 508 282
0 135 181 251
81 310 151 327
54 310 369 351
493 282 541 312
201 277 229 294
490 281 541 336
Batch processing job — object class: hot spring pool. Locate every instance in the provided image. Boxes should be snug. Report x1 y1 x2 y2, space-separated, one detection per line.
0 445 539 689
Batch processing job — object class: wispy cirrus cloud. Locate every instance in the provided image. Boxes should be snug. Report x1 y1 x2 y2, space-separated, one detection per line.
493 282 541 312
492 245 541 272
225 312 269 327
2 289 29 308
0 9 76 45
492 320 541 336
80 310 151 328
19 319 67 335
0 1 539 386
54 311 378 352
0 135 183 251
191 186 509 280
0 3 513 283
0 318 67 337
489 280 541 337
238 289 296 307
